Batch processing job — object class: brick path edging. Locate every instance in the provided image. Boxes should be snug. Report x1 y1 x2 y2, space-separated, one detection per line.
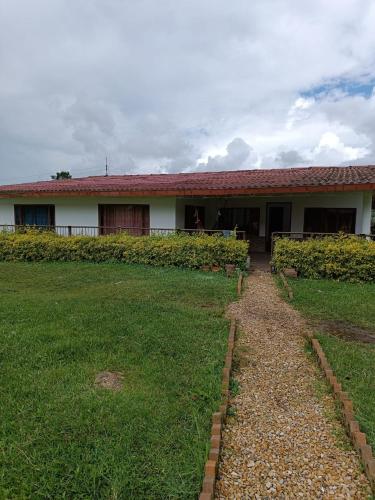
311 336 375 491
199 272 374 497
198 318 236 500
237 272 244 297
279 271 374 491
279 271 294 299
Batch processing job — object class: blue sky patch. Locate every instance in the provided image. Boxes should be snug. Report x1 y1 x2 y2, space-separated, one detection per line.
302 78 375 99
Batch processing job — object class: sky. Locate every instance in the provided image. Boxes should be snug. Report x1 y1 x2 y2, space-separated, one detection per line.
0 0 375 184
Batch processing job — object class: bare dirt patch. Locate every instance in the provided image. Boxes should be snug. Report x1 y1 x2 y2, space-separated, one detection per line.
318 320 375 344
95 371 124 391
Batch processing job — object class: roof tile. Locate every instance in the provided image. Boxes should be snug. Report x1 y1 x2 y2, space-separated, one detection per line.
0 165 374 196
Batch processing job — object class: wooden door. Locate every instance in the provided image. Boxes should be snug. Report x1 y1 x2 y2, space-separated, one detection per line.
99 204 150 235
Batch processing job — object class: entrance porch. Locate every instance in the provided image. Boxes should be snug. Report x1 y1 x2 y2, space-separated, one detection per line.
175 191 372 252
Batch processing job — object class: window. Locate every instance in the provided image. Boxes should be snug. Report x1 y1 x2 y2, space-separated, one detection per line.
14 205 55 227
304 208 356 233
99 204 150 235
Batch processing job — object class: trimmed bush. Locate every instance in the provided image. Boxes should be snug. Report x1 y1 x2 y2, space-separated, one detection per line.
0 230 248 269
272 235 375 281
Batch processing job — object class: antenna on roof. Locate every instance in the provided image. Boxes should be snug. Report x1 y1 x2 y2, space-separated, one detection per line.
105 156 109 176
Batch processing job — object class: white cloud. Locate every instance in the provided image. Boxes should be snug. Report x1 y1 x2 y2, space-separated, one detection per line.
312 132 370 163
286 97 315 130
0 0 375 183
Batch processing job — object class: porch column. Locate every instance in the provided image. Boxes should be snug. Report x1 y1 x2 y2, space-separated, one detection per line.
360 191 372 234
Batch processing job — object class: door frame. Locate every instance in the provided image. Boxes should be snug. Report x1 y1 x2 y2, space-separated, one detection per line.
265 202 292 248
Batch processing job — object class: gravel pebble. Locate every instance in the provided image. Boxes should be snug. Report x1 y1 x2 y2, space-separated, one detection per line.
215 270 371 499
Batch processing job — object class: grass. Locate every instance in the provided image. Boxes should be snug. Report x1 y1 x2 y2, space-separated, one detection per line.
282 277 375 453
0 262 237 499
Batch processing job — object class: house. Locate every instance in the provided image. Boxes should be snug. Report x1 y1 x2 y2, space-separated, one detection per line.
0 165 374 251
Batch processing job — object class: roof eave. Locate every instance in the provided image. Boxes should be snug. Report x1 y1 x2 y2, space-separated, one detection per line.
0 182 374 199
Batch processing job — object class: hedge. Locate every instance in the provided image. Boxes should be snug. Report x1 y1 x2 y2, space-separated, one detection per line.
272 235 375 281
0 231 248 269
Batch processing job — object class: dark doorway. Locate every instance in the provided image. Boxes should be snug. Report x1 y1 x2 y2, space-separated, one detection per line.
266 203 291 250
185 205 205 230
99 204 150 235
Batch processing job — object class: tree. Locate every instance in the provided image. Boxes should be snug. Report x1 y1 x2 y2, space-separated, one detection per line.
51 171 72 180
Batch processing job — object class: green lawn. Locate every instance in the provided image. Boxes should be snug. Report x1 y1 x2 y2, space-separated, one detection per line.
282 277 375 452
0 263 236 499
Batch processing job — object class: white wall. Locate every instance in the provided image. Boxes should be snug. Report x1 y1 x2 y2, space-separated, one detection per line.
0 191 372 235
0 196 177 231
55 196 177 229
289 192 370 234
0 202 15 226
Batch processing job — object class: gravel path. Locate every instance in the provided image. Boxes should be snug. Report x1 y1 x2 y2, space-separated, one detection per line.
216 270 371 499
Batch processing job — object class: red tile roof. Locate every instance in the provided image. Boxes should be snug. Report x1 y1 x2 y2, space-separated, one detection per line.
0 165 374 198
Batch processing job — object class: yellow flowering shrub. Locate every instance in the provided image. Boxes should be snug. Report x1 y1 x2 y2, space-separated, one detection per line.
0 230 248 269
273 235 375 281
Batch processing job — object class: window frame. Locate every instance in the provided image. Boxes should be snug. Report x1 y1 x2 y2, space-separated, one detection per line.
98 204 150 235
303 207 356 234
14 205 55 227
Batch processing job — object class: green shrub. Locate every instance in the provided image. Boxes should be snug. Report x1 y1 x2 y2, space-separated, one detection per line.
0 230 248 269
272 235 375 281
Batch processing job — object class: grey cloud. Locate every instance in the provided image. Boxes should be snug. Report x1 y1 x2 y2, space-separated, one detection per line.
64 100 116 138
197 138 256 171
276 150 306 166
